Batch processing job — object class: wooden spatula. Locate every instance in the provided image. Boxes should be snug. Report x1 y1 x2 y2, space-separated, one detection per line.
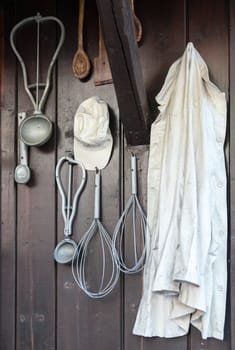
93 18 113 86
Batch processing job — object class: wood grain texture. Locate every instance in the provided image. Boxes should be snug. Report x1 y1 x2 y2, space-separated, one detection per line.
0 0 234 349
124 1 187 350
229 0 235 349
56 2 121 350
0 2 17 349
14 1 57 349
96 0 151 145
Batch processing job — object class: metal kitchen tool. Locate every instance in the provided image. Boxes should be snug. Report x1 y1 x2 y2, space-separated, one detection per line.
10 13 65 146
112 153 147 274
72 169 120 298
72 0 90 79
14 112 31 184
54 156 86 264
93 18 113 86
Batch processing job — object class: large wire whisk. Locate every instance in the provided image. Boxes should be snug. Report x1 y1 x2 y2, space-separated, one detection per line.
72 169 120 298
112 153 147 274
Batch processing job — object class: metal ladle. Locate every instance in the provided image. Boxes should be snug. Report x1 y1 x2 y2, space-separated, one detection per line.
14 112 31 184
10 13 65 146
54 156 86 264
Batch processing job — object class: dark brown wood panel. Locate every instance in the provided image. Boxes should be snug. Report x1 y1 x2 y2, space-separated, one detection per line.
229 0 235 349
0 2 16 349
56 2 121 350
123 1 188 350
96 0 151 146
0 0 234 350
15 1 57 349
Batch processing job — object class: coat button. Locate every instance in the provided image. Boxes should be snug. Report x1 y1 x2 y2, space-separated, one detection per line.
216 136 223 143
217 181 224 188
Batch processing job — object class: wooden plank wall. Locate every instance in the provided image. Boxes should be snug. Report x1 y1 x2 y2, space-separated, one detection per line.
0 0 234 349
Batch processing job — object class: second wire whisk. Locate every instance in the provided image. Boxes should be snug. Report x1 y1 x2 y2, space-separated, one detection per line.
112 153 148 274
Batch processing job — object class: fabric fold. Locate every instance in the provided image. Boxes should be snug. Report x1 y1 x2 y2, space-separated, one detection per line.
133 42 227 340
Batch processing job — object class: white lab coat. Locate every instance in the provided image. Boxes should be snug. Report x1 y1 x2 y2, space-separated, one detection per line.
133 42 227 340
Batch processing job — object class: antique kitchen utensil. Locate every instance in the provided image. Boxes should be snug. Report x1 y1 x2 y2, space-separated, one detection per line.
72 0 91 79
14 112 31 184
10 13 65 146
130 0 142 43
54 156 86 264
93 18 112 86
112 153 147 273
72 169 119 298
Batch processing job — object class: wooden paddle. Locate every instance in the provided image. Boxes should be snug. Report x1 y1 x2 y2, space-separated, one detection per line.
93 18 113 86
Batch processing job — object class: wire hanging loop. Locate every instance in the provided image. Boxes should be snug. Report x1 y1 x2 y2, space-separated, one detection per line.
72 169 120 298
10 13 65 114
112 153 148 274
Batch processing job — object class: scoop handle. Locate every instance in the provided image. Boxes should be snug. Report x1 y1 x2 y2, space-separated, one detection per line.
131 154 137 195
94 169 101 219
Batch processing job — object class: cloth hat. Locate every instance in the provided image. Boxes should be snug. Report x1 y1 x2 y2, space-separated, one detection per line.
74 96 113 170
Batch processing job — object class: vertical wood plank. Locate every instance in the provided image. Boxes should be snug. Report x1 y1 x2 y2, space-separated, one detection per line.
188 0 230 349
0 2 17 349
15 1 57 349
229 0 235 349
124 1 188 350
56 1 121 350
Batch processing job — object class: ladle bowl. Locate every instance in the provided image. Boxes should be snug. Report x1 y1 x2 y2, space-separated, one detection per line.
54 238 78 264
19 113 53 147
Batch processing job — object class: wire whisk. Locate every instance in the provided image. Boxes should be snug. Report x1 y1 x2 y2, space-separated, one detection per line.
72 169 120 298
112 153 148 274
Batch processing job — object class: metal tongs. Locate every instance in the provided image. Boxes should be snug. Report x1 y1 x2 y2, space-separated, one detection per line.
10 13 65 147
54 156 87 264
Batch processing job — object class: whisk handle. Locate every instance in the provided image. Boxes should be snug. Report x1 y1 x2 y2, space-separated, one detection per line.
94 169 101 219
131 154 137 195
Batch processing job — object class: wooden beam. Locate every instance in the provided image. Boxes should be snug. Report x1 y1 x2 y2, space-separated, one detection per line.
96 0 151 146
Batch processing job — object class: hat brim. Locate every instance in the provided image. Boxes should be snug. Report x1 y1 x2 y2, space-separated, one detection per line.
74 135 113 170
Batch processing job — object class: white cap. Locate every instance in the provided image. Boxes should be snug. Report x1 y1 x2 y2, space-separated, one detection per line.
73 96 113 170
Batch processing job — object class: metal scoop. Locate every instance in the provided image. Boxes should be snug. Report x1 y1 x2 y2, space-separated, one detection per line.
54 156 86 264
14 112 31 184
10 13 65 146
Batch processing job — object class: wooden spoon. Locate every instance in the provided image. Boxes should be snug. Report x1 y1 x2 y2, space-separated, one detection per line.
72 0 90 79
130 0 143 43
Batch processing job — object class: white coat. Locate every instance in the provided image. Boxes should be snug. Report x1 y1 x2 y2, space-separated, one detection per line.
133 42 227 340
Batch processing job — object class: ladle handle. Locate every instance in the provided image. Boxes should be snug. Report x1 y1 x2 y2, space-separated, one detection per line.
131 154 137 195
18 113 28 166
78 0 85 49
94 169 101 219
64 162 73 236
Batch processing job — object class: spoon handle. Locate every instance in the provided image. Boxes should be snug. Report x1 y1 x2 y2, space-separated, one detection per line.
130 0 142 42
78 0 85 49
